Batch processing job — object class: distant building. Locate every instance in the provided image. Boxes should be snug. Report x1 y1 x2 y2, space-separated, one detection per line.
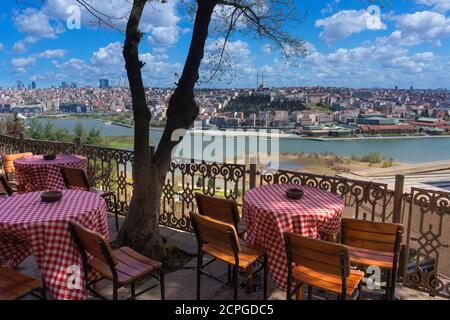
61 82 69 89
31 81 36 89
17 80 24 90
0 104 11 113
99 79 110 88
273 110 289 123
11 105 42 114
357 114 398 125
306 93 323 105
358 124 418 135
59 103 93 113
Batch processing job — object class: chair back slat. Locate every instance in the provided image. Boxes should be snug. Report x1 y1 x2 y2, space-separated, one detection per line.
195 193 239 227
1 152 33 174
285 232 349 277
70 221 116 265
341 218 403 252
190 212 240 253
61 167 90 190
0 175 13 196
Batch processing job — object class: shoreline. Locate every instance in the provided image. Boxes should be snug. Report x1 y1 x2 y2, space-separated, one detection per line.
188 128 450 141
37 115 450 141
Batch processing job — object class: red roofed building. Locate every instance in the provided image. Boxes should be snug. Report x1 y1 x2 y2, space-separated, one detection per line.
358 124 419 135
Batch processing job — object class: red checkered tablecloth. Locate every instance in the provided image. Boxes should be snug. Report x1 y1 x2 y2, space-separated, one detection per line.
0 189 108 300
243 183 344 289
14 154 87 192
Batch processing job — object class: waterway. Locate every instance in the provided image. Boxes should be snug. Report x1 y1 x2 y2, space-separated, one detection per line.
28 118 450 164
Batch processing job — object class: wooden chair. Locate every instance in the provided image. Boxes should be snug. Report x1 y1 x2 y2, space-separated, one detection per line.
0 267 46 300
69 221 164 300
0 174 13 196
284 232 364 300
61 167 119 230
189 212 267 300
341 218 403 300
195 192 247 283
195 192 246 237
1 152 33 190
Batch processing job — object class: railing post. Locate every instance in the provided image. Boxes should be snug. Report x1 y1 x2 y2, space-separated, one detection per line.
18 133 25 153
249 162 257 190
74 137 82 155
393 174 405 223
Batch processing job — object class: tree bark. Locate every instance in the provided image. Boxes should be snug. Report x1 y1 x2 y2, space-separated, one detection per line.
117 0 165 259
117 0 217 260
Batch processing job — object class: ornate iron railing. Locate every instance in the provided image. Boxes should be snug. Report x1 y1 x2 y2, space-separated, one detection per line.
403 188 450 299
160 159 247 232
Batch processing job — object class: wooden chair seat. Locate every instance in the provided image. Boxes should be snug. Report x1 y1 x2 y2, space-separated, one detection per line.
202 241 265 269
89 246 162 285
293 265 364 297
0 267 43 300
348 246 395 270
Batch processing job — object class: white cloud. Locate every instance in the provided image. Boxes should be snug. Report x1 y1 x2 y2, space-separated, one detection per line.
416 0 450 13
11 56 37 73
12 0 182 51
90 42 123 67
379 11 450 47
320 0 342 16
148 25 180 46
38 49 66 58
13 7 64 52
315 9 386 44
11 48 66 73
246 40 448 89
50 42 182 87
202 38 254 83
261 44 272 55
0 43 4 52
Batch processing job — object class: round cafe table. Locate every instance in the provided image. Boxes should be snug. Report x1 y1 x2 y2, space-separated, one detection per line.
0 189 108 300
243 183 344 289
14 154 87 192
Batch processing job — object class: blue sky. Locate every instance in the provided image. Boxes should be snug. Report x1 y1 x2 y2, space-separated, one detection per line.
1 0 450 89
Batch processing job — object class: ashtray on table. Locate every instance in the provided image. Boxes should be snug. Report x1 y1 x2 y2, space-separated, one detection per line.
43 154 56 161
285 188 304 200
41 191 62 203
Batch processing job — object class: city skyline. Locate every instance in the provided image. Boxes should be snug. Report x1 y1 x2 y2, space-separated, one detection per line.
1 1 450 89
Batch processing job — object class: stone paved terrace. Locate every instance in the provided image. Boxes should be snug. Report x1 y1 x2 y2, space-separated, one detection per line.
15 214 443 300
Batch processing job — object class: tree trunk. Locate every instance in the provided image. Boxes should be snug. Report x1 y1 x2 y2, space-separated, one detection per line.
117 162 166 259
116 0 166 260
117 0 217 260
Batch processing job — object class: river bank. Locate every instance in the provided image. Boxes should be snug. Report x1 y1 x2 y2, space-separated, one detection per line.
28 117 450 163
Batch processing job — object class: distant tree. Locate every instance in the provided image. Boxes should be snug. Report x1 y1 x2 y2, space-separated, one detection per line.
25 118 45 139
85 127 102 145
74 122 85 141
44 122 56 141
5 113 24 137
207 178 214 193
196 176 203 189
